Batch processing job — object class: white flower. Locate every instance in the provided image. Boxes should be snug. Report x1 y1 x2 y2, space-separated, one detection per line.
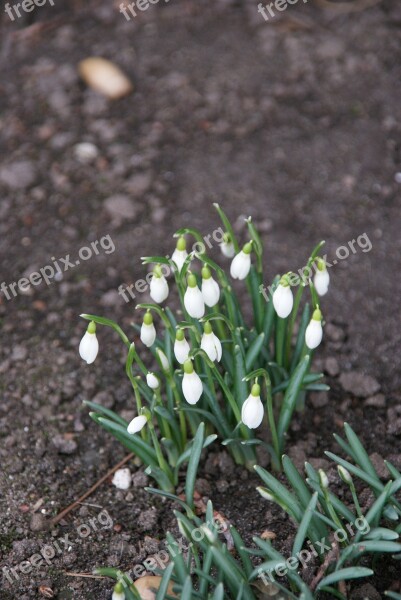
314 259 330 296
127 415 148 435
305 308 323 349
272 279 293 318
241 384 264 429
230 242 252 280
146 372 159 389
79 321 99 364
112 467 131 489
140 312 156 347
172 236 188 273
174 330 190 364
220 234 235 258
201 325 222 362
201 266 220 307
182 360 203 405
319 469 329 489
150 265 169 303
156 348 170 372
184 274 205 319
112 588 125 600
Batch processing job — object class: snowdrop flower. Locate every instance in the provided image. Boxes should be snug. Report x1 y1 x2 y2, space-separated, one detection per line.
146 372 159 389
184 273 205 319
314 258 330 297
182 359 203 405
112 582 125 600
201 265 220 307
305 308 323 350
140 312 156 347
319 469 329 490
156 348 170 373
337 465 353 485
79 321 99 364
127 414 148 435
220 232 235 258
272 276 294 319
174 329 190 364
172 236 188 273
230 242 252 280
241 383 264 429
150 264 169 304
200 322 222 362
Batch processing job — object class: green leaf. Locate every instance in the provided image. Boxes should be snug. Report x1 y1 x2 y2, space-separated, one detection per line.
277 355 310 447
185 423 205 510
80 313 130 346
255 466 303 521
181 575 193 599
145 487 194 517
176 433 217 469
213 203 239 253
344 423 379 482
245 332 265 371
84 400 128 427
292 492 318 556
230 525 253 577
316 567 373 591
212 583 225 600
156 562 175 600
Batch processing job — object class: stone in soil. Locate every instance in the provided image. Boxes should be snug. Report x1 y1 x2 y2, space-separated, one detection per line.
138 508 158 531
339 371 381 398
52 434 78 455
365 393 386 407
350 583 381 600
324 357 340 377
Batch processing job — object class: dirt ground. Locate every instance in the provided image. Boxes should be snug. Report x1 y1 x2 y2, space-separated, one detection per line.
1 0 401 598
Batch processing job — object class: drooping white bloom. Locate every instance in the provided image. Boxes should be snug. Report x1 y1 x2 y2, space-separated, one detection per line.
272 278 294 318
150 265 169 303
127 415 148 435
174 329 190 364
201 266 220 307
230 242 252 280
314 259 330 296
184 273 205 319
182 360 203 405
319 469 329 489
112 583 125 600
79 321 99 364
156 348 170 372
171 236 188 273
305 308 323 350
201 323 222 362
140 312 156 347
112 467 131 489
241 384 264 429
220 233 235 258
146 372 159 389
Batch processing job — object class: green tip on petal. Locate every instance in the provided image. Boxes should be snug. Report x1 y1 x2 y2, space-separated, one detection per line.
316 257 326 271
223 232 231 243
312 308 322 321
143 311 153 325
176 328 185 341
251 383 260 397
204 321 213 334
187 273 197 288
201 265 211 280
87 321 96 334
279 275 290 287
243 241 252 255
176 236 186 251
183 359 194 374
154 264 163 278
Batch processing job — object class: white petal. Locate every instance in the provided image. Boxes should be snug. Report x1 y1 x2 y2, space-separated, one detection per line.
201 332 218 362
172 248 188 272
305 319 323 349
184 286 205 319
127 415 148 434
230 251 251 280
272 284 293 318
174 338 190 364
213 333 222 362
241 395 264 429
112 592 125 600
140 322 156 347
157 348 170 372
182 371 203 405
314 270 330 297
112 467 131 489
146 372 159 389
202 277 220 307
79 331 99 364
220 241 235 258
150 275 169 303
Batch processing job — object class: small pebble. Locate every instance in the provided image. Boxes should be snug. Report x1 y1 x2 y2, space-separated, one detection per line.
112 468 131 490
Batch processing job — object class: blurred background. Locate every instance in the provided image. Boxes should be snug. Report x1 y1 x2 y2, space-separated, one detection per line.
1 0 401 597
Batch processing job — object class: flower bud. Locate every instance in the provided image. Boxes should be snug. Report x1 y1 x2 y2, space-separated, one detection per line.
127 414 148 435
79 321 99 365
241 383 264 429
182 359 203 404
140 312 156 347
305 308 323 350
200 322 222 362
172 236 188 273
230 242 252 280
314 258 330 296
146 372 159 389
220 232 235 258
201 266 220 307
174 329 190 364
184 274 205 318
150 264 169 304
272 276 294 319
112 582 125 600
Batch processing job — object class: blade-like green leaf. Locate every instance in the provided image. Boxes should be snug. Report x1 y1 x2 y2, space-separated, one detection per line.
185 423 205 510
316 567 373 591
